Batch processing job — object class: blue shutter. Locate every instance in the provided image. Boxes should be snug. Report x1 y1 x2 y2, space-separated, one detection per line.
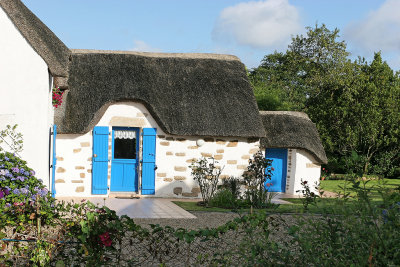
51 125 57 198
141 128 156 195
92 126 109 194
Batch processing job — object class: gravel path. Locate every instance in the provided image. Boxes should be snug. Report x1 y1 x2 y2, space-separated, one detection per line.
133 211 242 230
133 210 299 234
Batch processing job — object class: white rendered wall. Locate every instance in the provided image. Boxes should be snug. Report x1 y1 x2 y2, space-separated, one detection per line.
288 149 321 195
55 102 260 198
0 7 53 187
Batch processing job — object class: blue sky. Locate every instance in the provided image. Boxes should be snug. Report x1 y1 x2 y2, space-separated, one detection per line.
22 0 399 70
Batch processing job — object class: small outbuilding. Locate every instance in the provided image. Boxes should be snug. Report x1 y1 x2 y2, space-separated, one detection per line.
260 111 328 195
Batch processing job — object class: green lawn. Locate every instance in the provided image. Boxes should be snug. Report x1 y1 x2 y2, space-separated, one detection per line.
174 179 400 215
320 178 400 199
173 199 351 214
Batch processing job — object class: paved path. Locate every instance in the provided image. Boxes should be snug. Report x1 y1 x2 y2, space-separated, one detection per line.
57 197 196 219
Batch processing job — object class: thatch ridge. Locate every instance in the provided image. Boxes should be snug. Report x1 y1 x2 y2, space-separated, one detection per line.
71 49 240 61
260 111 327 164
0 0 70 77
58 51 265 138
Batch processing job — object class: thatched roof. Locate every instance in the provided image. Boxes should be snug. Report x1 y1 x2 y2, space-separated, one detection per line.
56 50 265 138
260 111 327 164
0 0 70 77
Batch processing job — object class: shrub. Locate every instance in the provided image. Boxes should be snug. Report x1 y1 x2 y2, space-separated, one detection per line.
242 151 273 208
189 157 223 206
0 151 56 228
0 125 23 154
220 176 242 199
209 189 238 209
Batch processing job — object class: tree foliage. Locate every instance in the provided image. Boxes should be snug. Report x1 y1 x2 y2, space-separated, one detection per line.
250 24 400 176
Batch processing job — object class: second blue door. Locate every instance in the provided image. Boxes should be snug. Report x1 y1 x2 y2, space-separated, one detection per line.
265 148 287 192
110 127 139 192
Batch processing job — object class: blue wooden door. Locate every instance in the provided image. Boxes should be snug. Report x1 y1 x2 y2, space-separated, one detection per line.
141 128 156 195
92 126 109 195
110 127 139 192
265 148 287 192
51 125 57 198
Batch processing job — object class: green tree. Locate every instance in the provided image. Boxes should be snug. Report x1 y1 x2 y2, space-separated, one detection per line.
250 24 400 176
249 24 350 111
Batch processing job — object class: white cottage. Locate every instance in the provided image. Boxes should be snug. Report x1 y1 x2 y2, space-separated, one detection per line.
0 0 69 187
0 0 327 198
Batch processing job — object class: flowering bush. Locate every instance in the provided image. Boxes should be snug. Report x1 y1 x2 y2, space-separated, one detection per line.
242 151 273 208
52 86 64 108
190 157 223 206
0 151 55 228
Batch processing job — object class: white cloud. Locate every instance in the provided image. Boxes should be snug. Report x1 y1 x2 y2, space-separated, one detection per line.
344 0 400 54
212 0 302 50
130 40 161 52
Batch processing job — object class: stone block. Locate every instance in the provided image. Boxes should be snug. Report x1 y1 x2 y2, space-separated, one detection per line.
186 158 196 163
160 141 170 146
214 154 223 160
175 152 186 157
87 169 92 173
56 157 64 161
72 180 83 183
241 155 250 159
173 187 182 195
73 148 81 153
227 160 237 165
163 178 173 182
166 137 174 141
216 149 224 153
176 138 186 142
75 186 84 193
55 179 65 183
158 135 166 138
188 146 198 149
75 166 85 170
306 163 319 168
80 173 85 178
204 137 214 142
174 166 187 172
182 192 197 197
80 142 90 147
237 165 247 170
191 187 201 194
109 116 145 127
227 141 238 147
216 139 226 145
249 148 259 154
166 151 173 156
56 167 66 173
174 176 186 181
201 152 212 157
157 173 167 177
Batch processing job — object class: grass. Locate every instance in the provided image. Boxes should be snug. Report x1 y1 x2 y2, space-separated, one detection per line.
173 199 344 214
320 178 400 200
174 179 400 214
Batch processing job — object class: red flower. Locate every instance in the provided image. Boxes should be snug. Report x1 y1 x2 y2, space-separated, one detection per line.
99 232 112 247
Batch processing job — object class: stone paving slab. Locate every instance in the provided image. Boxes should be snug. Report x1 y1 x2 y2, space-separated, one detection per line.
56 197 197 219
